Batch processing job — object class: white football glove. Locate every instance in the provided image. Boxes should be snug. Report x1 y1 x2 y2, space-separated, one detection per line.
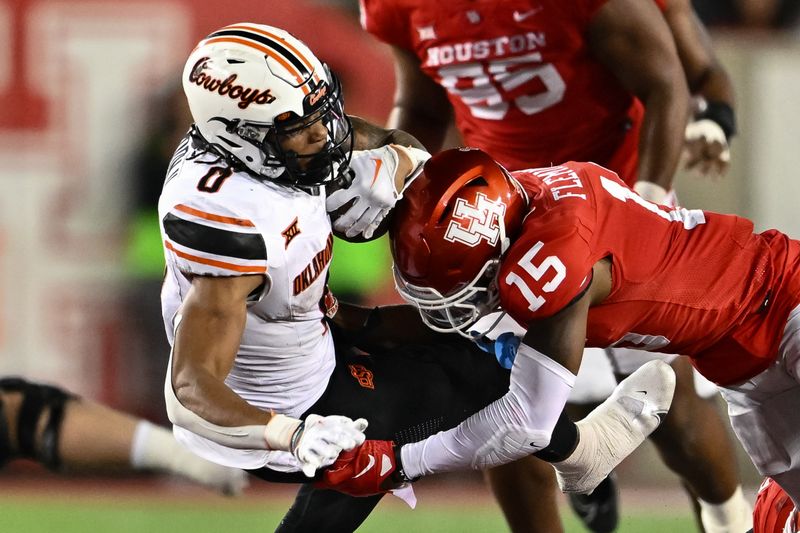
265 414 368 477
327 145 430 239
633 180 675 206
684 118 730 178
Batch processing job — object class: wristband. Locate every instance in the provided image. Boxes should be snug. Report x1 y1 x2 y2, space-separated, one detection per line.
392 445 417 483
697 101 736 141
289 420 305 453
264 414 302 451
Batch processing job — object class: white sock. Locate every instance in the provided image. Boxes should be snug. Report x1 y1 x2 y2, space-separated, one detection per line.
698 485 753 533
130 421 248 496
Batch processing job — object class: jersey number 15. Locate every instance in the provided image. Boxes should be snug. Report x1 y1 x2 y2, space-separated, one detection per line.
504 241 566 312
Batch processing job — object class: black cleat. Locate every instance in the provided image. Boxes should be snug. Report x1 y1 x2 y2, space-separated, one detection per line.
567 472 620 533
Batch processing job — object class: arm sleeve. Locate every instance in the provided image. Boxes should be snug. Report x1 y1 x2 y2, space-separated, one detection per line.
399 344 576 477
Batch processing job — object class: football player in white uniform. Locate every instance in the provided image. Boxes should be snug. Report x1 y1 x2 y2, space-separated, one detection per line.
163 24 365 477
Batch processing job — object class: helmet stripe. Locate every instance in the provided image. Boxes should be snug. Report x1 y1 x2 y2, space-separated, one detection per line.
206 28 313 79
203 36 311 93
202 36 309 93
221 24 317 73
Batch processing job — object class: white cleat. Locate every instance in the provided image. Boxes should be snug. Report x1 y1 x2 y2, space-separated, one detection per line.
553 360 676 494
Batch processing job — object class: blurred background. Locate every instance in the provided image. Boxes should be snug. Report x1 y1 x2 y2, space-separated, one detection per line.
0 0 799 531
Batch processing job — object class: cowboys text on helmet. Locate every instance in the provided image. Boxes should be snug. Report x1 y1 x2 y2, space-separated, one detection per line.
188 57 276 109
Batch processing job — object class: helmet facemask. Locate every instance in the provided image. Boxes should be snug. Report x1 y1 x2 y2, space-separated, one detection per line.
217 73 353 189
270 73 353 188
394 259 502 337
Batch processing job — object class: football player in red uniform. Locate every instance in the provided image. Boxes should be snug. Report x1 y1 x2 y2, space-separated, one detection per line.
358 0 741 530
319 148 800 528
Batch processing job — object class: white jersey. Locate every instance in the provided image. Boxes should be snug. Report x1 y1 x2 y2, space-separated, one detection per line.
159 138 336 469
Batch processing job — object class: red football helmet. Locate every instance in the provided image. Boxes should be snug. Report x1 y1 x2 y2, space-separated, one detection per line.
390 148 528 335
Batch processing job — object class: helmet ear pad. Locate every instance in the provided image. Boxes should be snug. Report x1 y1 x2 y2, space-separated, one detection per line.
181 23 353 188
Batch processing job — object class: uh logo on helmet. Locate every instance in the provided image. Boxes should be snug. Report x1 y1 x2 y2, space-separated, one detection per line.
390 148 529 335
182 23 353 188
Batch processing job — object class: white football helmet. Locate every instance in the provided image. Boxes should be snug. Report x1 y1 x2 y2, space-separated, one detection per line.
182 23 353 188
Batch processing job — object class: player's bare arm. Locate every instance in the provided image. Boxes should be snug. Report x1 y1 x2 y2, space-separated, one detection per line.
665 0 734 104
385 46 453 153
171 274 268 427
664 0 736 176
521 259 613 374
350 115 426 151
588 0 690 197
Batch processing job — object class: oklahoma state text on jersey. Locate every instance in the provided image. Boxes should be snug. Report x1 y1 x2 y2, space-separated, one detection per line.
361 0 667 182
499 162 800 385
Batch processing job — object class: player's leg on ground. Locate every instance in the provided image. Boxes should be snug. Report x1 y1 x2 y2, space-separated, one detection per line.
0 377 246 495
483 456 565 533
58 396 247 494
646 357 751 533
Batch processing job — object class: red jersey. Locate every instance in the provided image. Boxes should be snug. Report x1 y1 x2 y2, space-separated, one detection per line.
360 0 665 183
753 478 799 533
498 162 800 386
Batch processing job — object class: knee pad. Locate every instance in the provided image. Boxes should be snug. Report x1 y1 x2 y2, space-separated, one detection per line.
0 377 76 470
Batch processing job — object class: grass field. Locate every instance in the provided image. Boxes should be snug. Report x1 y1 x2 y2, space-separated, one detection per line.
0 498 695 533
0 472 700 533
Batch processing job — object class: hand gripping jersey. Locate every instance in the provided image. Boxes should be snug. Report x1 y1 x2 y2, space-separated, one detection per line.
360 0 666 183
159 137 335 468
498 162 800 386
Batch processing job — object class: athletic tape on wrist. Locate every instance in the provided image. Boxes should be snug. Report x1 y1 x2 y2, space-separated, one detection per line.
697 101 736 140
264 414 303 451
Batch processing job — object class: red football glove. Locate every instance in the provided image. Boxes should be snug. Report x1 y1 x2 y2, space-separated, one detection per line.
315 440 402 497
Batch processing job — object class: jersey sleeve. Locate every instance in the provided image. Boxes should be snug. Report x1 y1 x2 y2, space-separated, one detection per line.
499 214 595 323
160 199 268 277
359 0 414 49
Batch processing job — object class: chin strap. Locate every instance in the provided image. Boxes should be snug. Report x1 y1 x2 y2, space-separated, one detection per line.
499 215 510 254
